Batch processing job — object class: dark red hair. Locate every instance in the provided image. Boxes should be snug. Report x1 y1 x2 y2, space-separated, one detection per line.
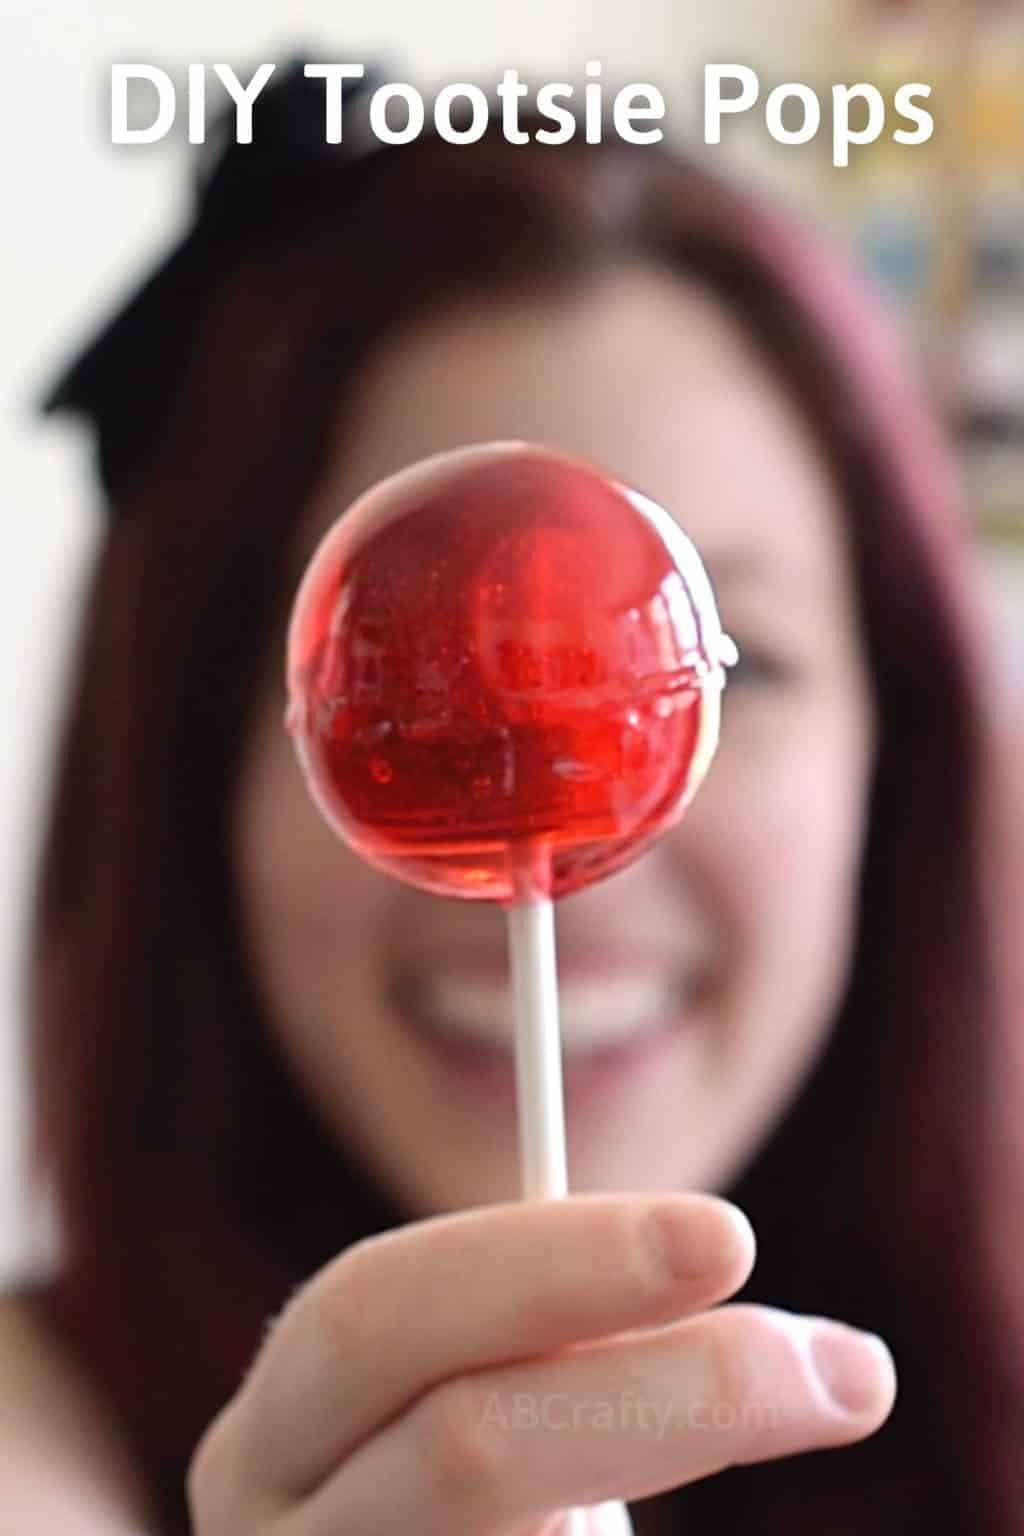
27 122 1024 1533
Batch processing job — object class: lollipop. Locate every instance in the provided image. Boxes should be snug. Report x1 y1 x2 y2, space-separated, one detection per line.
286 441 736 1536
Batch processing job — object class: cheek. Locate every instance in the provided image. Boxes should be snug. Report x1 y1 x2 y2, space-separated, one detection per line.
678 692 873 1007
232 702 396 1034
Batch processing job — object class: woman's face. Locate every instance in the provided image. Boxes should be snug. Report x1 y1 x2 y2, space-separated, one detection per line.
233 266 876 1215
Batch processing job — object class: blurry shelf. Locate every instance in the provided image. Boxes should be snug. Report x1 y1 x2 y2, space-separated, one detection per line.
964 438 1024 546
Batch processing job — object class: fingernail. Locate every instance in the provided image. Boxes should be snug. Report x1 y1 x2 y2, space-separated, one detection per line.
649 1198 754 1281
809 1325 893 1414
591 1500 636 1536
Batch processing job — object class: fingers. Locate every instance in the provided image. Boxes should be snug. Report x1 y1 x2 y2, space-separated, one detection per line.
232 1193 755 1498
299 1303 895 1536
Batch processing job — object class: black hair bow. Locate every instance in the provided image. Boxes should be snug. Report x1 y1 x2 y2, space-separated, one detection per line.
41 54 389 503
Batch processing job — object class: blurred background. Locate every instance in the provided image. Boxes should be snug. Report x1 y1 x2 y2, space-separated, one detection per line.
2 0 1022 1282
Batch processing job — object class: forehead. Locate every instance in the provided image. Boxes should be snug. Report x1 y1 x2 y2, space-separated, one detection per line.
307 265 849 603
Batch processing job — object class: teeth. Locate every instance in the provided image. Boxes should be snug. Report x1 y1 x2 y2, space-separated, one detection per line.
421 972 678 1055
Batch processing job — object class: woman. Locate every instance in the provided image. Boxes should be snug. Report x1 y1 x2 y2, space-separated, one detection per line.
7 62 1023 1534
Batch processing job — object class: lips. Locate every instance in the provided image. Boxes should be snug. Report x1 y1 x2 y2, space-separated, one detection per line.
389 953 699 1062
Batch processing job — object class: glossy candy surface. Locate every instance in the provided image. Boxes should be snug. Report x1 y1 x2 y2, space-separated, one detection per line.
286 442 735 902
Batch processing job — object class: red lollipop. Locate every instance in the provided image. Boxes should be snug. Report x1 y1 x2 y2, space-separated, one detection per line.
285 442 735 1536
286 441 734 904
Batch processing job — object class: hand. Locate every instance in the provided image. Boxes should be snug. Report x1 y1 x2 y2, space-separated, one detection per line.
187 1193 895 1534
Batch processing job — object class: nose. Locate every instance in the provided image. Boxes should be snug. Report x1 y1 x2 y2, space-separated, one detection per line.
554 834 703 950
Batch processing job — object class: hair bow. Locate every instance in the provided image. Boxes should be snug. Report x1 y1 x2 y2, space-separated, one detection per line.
41 54 389 503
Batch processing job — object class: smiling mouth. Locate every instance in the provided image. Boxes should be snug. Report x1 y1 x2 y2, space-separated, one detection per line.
388 958 701 1063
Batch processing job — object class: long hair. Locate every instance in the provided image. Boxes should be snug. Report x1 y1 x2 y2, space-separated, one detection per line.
27 121 1024 1533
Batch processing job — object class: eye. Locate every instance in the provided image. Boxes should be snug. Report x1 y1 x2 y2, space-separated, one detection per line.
725 643 798 690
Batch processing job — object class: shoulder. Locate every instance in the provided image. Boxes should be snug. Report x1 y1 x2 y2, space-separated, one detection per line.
0 1287 158 1533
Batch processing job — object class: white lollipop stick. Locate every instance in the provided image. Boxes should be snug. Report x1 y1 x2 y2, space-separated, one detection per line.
509 898 567 1200
507 897 635 1536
